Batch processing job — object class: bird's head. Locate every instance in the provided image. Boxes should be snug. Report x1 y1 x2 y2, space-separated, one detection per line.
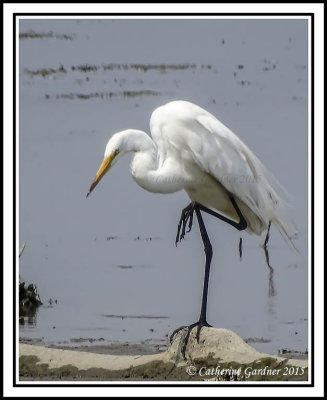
86 132 124 198
86 129 153 198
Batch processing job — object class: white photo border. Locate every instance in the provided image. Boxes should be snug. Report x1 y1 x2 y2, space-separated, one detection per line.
3 2 324 398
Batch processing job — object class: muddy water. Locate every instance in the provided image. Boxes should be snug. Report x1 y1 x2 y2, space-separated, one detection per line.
19 18 308 357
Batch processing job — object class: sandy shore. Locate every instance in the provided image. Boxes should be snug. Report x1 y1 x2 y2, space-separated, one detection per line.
19 327 308 382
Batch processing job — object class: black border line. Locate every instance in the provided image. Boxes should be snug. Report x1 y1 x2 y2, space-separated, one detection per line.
13 11 17 391
12 12 312 16
310 10 315 388
13 12 314 389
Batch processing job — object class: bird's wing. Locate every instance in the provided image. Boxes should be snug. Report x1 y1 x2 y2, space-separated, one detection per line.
193 112 280 214
150 101 296 242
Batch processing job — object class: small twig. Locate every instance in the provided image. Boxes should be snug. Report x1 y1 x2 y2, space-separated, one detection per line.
239 237 243 259
19 242 26 258
264 245 276 297
263 221 271 250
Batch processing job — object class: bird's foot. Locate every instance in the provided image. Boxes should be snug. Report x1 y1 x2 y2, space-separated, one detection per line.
175 202 197 245
170 319 212 359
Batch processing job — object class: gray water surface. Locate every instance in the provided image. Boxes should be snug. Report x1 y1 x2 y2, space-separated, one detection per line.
19 18 308 356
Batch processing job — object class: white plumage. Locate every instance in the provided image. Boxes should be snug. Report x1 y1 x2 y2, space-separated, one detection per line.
88 100 296 244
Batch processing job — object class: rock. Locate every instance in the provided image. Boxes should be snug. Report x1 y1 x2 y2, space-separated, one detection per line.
19 278 42 319
167 327 306 366
19 328 308 381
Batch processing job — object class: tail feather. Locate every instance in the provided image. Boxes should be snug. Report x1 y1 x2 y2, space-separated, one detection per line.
252 155 298 251
271 209 299 252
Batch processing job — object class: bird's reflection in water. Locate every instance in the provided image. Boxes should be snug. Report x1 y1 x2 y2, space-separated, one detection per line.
264 246 276 298
239 234 276 301
263 221 276 298
264 244 277 318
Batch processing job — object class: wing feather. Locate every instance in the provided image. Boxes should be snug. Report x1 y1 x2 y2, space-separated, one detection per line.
150 100 297 244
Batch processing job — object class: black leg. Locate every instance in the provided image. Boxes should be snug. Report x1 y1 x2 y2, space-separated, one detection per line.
171 205 212 357
171 197 247 358
195 207 212 325
197 196 247 232
175 195 247 246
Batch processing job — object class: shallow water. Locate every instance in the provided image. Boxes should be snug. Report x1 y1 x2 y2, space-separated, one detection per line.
19 18 308 356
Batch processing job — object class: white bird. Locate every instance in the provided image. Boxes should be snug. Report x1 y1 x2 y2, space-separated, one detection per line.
87 100 296 356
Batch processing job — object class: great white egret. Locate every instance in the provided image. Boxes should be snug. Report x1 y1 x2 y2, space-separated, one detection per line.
87 100 295 356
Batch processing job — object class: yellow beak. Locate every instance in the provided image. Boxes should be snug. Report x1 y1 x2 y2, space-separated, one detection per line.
86 150 118 197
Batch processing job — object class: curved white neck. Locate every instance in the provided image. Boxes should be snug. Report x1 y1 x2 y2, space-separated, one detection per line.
124 130 185 194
